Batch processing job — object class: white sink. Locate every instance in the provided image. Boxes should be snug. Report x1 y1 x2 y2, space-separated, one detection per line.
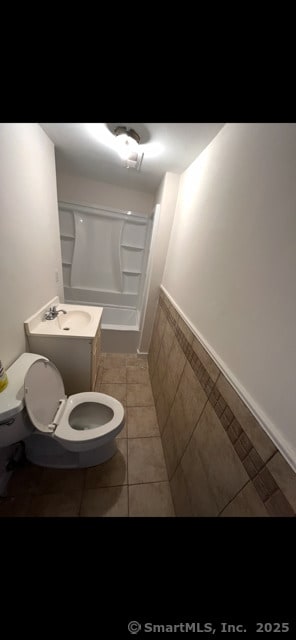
58 310 91 330
24 298 103 339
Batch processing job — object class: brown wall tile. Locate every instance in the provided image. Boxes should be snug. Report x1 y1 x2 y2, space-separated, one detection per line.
165 339 187 407
181 436 219 516
192 336 220 382
252 467 278 503
177 315 194 346
170 463 193 517
242 448 264 479
162 416 180 480
192 403 249 513
217 374 276 462
149 291 296 518
265 490 294 517
267 452 296 512
227 419 243 443
220 482 268 517
155 388 171 434
162 321 175 360
168 362 207 464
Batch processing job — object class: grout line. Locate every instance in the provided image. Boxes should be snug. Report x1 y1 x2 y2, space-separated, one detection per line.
174 396 209 475
128 479 171 487
217 478 251 517
157 293 288 513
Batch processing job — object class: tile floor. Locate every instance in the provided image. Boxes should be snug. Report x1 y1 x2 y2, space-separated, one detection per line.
0 353 175 517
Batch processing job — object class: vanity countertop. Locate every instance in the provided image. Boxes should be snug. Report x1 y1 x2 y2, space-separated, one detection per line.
24 297 103 339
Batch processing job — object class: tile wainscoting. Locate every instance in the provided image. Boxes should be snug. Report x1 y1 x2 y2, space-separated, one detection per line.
148 289 296 517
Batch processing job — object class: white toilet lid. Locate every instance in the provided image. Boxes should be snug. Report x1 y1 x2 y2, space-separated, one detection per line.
24 358 66 433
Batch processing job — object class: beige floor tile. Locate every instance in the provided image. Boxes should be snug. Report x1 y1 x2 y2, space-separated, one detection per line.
8 463 44 496
103 355 127 369
126 384 154 407
95 365 104 388
126 354 148 368
129 482 175 517
100 383 126 404
126 367 150 384
102 367 126 383
116 421 127 439
127 406 159 438
38 468 85 495
128 437 168 484
0 494 32 517
80 485 128 516
85 439 127 488
220 482 268 517
27 491 82 517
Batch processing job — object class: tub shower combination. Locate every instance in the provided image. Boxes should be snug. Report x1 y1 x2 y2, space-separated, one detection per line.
59 202 152 352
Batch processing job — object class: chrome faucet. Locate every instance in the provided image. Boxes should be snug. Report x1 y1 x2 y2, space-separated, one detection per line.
43 306 67 320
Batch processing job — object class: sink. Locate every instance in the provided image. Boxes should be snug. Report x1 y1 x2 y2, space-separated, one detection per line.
24 298 103 339
58 310 91 330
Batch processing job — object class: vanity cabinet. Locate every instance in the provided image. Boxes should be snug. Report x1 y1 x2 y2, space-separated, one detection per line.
27 324 101 396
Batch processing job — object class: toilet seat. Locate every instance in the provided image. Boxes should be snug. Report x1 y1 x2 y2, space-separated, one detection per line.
24 358 124 446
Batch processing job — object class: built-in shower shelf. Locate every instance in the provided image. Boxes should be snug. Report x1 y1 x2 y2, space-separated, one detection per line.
122 269 141 275
61 233 75 239
62 260 72 266
120 243 144 251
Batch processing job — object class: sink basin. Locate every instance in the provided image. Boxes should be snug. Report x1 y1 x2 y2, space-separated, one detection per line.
58 310 91 330
24 299 103 339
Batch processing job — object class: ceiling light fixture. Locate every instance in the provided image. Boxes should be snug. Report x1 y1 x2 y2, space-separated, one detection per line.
114 126 141 160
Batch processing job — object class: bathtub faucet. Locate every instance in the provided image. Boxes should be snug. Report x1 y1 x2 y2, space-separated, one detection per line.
43 306 67 320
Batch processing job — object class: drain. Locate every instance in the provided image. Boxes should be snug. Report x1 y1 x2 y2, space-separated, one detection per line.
63 327 70 331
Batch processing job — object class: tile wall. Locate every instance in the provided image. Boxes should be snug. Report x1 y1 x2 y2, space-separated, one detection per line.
148 289 296 517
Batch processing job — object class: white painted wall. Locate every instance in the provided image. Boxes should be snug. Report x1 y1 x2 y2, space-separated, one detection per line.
56 172 154 216
162 123 296 470
139 172 180 352
0 123 63 370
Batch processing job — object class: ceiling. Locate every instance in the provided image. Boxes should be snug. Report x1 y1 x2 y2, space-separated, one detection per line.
40 123 225 194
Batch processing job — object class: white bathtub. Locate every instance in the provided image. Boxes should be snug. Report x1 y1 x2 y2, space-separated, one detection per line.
101 307 139 330
100 307 140 353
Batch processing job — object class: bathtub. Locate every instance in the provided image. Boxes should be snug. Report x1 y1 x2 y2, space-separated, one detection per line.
100 307 140 353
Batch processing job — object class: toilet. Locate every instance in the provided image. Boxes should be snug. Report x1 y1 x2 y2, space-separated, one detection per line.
0 353 125 468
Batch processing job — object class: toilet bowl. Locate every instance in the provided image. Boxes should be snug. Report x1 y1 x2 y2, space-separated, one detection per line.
0 353 125 468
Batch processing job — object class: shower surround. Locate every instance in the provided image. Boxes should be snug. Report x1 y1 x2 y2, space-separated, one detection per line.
59 201 152 352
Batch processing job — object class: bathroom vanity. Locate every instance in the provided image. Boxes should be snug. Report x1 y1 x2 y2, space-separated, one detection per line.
24 298 103 395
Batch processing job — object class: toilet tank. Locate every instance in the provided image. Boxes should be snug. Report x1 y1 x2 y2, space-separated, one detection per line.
0 353 46 447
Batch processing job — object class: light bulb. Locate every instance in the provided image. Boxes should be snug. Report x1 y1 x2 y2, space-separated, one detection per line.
116 133 139 160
